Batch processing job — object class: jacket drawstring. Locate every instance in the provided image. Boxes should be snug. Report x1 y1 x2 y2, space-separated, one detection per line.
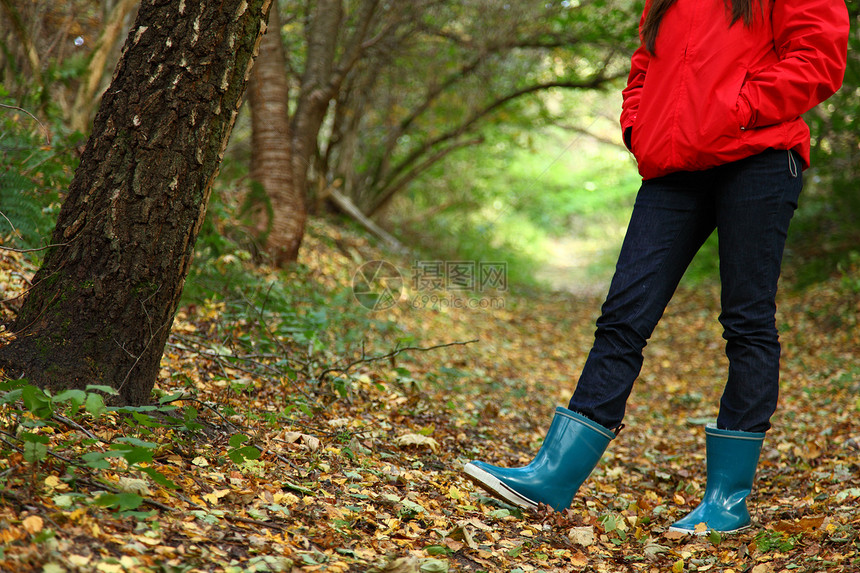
788 150 799 178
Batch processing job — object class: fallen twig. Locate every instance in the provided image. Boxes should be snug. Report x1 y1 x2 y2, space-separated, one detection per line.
317 338 479 383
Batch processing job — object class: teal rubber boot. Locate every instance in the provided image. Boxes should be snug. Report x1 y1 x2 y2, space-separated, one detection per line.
463 407 616 512
670 424 766 534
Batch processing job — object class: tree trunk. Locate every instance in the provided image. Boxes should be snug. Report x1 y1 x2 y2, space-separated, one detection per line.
0 0 272 404
248 1 306 265
290 0 342 210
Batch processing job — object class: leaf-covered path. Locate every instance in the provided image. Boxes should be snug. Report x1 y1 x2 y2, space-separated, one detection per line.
1 221 858 572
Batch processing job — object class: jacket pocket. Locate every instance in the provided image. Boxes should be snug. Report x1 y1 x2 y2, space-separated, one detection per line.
736 89 753 131
696 66 748 145
623 126 633 151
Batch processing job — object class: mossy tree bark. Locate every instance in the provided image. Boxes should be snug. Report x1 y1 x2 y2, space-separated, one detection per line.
0 0 272 404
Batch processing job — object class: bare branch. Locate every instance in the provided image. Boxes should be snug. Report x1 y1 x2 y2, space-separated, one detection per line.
369 136 485 216
0 103 50 145
0 206 80 254
317 338 478 383
369 69 627 215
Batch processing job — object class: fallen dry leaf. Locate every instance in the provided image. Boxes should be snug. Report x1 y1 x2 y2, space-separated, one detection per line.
280 431 321 451
568 526 595 547
1 221 858 573
772 516 826 533
665 529 689 541
394 433 439 452
21 516 43 535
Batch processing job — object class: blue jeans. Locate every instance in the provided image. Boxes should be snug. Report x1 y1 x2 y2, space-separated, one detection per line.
568 149 802 433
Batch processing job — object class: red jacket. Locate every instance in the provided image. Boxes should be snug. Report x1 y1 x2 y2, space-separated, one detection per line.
621 0 849 180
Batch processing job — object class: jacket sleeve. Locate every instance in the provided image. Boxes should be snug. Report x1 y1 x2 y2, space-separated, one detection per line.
620 6 651 149
621 44 650 147
737 0 849 130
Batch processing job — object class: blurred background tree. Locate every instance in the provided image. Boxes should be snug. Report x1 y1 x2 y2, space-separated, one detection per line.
235 0 638 264
795 0 860 286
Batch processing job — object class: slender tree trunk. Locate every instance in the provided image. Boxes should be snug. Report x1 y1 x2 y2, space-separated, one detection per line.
0 0 272 404
248 1 306 265
0 0 43 92
69 0 138 133
290 0 342 209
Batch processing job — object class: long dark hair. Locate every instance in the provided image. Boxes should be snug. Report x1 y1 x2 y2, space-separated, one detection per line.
641 0 761 54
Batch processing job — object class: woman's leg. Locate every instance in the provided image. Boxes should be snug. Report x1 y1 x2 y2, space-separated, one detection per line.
714 149 803 432
670 150 800 533
569 171 716 428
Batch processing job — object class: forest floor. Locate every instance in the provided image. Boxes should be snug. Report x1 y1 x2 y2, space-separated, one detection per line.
0 218 858 573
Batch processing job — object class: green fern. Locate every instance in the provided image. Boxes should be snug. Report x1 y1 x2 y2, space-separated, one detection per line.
0 170 56 249
0 101 73 252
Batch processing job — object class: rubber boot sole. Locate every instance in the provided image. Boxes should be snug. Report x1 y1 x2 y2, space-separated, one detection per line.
462 462 539 510
667 524 752 535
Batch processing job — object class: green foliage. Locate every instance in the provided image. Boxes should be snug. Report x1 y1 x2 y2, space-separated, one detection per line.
837 251 860 293
392 119 641 288
0 171 51 248
183 211 407 403
708 529 722 545
238 180 274 244
20 431 49 464
0 98 81 254
755 529 801 553
793 6 860 284
234 0 643 227
93 492 145 512
227 433 263 464
0 380 238 517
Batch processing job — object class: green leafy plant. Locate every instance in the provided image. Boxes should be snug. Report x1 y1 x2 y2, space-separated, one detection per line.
0 380 191 516
227 433 262 464
0 101 80 254
599 513 628 545
755 529 801 553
